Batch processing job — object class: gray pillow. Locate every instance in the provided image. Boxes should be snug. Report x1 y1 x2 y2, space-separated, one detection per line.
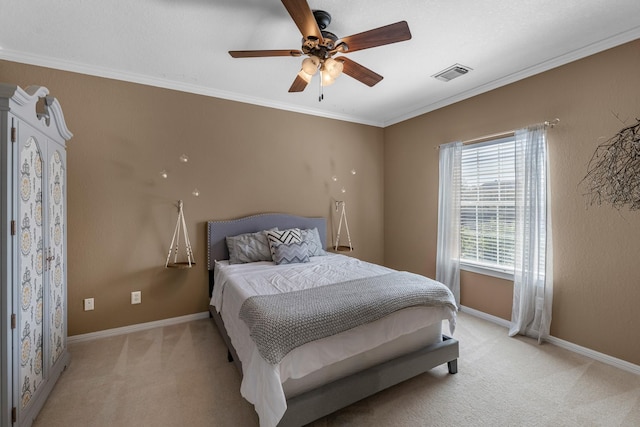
300 227 326 256
272 241 310 265
226 229 276 264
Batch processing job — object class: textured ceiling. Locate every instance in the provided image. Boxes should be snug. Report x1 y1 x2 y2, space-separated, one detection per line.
1 0 640 127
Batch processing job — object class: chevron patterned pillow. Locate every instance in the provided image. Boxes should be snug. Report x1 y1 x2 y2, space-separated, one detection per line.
272 241 310 265
265 228 302 257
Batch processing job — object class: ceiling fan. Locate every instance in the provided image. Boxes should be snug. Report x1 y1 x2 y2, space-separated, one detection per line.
229 0 412 99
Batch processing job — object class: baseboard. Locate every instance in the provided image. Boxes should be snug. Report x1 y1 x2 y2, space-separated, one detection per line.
459 305 640 376
68 312 210 344
545 336 640 376
459 305 511 328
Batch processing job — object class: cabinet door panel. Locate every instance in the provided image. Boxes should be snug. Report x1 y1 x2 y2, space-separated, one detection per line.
48 147 65 365
17 134 45 411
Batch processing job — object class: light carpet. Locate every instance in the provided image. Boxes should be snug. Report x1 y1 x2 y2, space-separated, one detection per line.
33 312 640 426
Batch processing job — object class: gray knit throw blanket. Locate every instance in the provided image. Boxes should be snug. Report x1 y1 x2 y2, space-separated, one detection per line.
239 271 457 365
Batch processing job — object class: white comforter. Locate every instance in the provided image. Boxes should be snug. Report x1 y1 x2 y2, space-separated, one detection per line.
211 254 455 427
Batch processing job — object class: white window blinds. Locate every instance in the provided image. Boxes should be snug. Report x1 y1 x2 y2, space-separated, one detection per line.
460 136 516 272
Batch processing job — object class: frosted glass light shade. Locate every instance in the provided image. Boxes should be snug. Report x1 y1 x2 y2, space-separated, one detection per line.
324 58 343 78
302 56 320 75
321 71 335 87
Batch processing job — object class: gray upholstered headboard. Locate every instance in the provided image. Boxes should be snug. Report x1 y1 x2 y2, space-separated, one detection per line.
206 213 327 270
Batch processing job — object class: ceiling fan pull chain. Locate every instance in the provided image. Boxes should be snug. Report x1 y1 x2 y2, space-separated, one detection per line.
319 70 324 102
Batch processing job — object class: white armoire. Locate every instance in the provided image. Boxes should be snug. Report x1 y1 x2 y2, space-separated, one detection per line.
1 84 72 427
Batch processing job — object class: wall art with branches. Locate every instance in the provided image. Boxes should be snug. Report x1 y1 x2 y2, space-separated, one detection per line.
581 118 640 210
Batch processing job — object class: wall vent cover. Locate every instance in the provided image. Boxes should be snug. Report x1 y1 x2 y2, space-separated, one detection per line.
432 64 472 82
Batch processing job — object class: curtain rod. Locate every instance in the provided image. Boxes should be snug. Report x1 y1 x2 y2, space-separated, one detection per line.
436 118 560 149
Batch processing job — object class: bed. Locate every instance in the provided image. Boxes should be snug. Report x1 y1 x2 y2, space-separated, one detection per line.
207 213 459 427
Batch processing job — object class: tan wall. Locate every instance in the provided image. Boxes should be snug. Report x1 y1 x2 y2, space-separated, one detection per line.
0 60 385 336
3 40 640 366
384 40 640 365
460 271 513 320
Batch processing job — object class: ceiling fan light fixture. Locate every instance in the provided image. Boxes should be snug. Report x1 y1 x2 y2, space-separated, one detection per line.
321 71 336 87
229 2 412 97
323 57 343 78
302 56 320 75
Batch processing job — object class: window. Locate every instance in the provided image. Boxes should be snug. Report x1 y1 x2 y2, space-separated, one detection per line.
460 136 516 277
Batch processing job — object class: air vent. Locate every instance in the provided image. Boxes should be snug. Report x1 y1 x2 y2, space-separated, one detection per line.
432 64 472 82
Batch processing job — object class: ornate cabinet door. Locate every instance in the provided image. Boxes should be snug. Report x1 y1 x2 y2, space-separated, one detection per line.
0 85 72 427
16 124 47 421
47 142 66 373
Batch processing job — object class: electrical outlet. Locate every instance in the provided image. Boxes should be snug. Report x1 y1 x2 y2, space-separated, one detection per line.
84 298 94 311
131 291 141 304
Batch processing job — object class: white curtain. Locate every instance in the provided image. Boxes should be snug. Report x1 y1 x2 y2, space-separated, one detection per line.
436 141 462 304
509 125 553 342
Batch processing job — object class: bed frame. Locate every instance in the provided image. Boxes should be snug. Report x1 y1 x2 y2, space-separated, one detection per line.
207 213 459 427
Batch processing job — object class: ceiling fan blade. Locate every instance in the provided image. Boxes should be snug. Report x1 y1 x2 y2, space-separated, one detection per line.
229 50 303 58
337 57 383 87
288 74 309 92
281 0 323 40
339 21 411 53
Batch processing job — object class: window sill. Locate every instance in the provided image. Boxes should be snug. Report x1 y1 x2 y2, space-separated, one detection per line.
460 262 514 281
